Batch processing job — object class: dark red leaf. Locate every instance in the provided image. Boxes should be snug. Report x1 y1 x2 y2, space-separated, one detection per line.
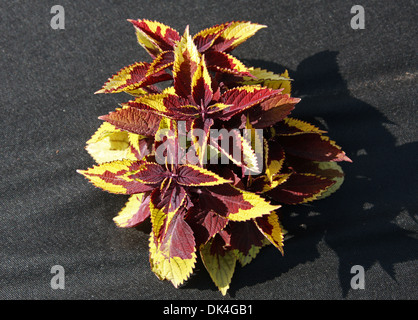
193 23 228 52
218 87 280 120
122 192 152 228
99 107 161 136
199 184 252 217
186 206 228 246
160 206 196 259
152 182 188 217
228 221 265 255
176 164 229 186
205 51 253 77
130 162 167 184
251 95 300 128
277 133 351 162
129 137 153 160
266 173 335 205
129 19 180 52
209 231 231 256
146 51 175 77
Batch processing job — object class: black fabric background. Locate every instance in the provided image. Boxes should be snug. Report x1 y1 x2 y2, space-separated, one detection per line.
1 0 417 300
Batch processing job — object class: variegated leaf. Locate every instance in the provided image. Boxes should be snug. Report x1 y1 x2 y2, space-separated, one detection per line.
176 164 232 186
99 106 162 136
191 55 213 107
266 172 335 205
85 122 150 164
95 62 171 94
226 188 280 221
128 133 152 161
228 220 265 256
218 85 280 120
313 161 345 200
210 21 266 52
200 184 280 221
189 118 214 166
185 206 228 246
251 94 301 128
286 159 346 200
149 207 197 288
200 235 237 296
149 185 195 288
146 50 175 78
129 162 168 184
277 133 352 162
234 238 270 267
173 27 201 99
193 23 228 52
205 51 253 77
210 128 260 174
113 192 151 228
242 68 292 94
275 117 327 136
255 211 284 254
129 19 180 55
77 160 155 194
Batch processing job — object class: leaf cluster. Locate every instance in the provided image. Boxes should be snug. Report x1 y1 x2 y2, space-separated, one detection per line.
78 20 351 295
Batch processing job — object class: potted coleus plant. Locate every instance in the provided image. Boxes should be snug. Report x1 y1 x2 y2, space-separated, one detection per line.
78 20 351 295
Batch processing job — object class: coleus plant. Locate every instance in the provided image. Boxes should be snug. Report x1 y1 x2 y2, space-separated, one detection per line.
78 19 351 295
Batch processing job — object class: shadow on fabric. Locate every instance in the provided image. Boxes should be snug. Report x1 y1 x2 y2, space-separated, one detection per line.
184 50 418 298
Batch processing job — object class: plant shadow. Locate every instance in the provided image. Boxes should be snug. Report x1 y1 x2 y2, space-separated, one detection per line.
187 51 418 298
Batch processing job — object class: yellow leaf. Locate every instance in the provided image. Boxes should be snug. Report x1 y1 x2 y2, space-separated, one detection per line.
86 122 119 145
149 228 197 288
227 188 280 221
124 87 151 97
77 159 142 194
113 193 144 227
221 21 266 50
200 240 237 296
234 241 270 267
85 122 144 164
129 19 179 57
243 68 293 94
235 245 260 267
314 161 345 200
134 28 162 57
193 23 226 40
125 91 170 115
278 69 292 95
281 117 327 135
255 212 285 255
266 158 284 182
95 62 149 94
173 26 201 80
177 164 233 186
191 55 212 92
